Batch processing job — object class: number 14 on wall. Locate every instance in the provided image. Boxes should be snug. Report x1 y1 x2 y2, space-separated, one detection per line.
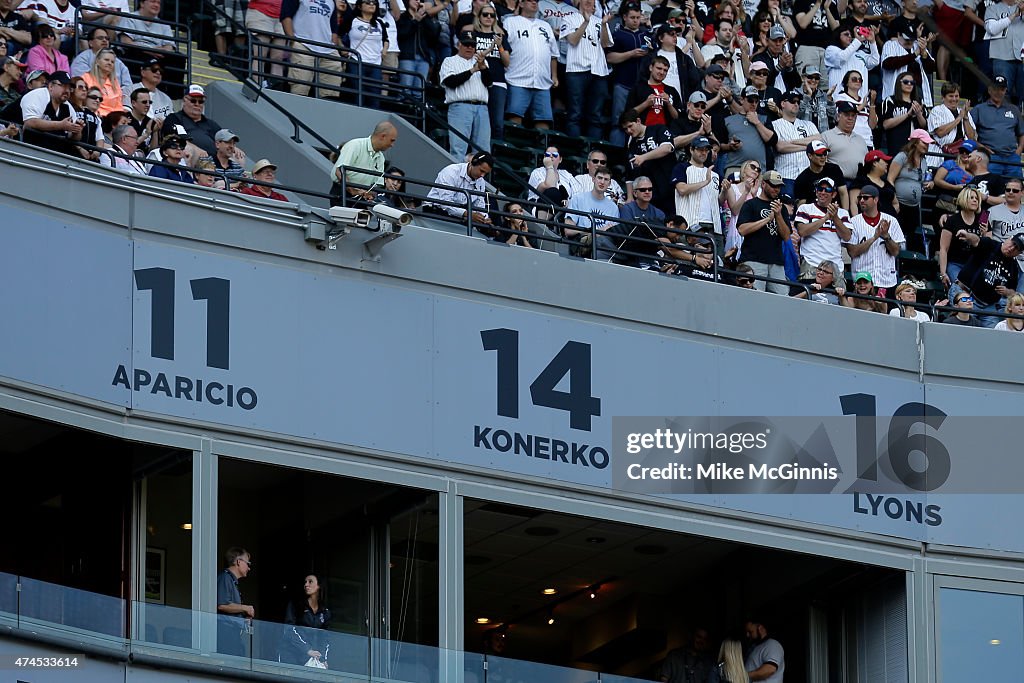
481 329 602 432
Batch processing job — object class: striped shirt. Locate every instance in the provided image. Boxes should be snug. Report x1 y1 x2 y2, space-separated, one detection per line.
794 202 851 275
439 54 489 104
504 15 558 88
772 117 819 180
425 162 488 217
560 13 610 75
847 211 905 288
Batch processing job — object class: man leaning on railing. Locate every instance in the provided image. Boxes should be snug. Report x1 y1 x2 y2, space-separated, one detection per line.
423 151 494 232
330 120 398 206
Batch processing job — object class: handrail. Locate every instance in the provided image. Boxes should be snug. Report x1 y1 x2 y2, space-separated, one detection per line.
8 131 1024 329
76 6 192 90
240 77 342 153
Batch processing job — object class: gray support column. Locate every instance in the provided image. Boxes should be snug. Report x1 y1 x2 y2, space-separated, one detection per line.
193 439 218 651
438 480 464 683
908 556 932 683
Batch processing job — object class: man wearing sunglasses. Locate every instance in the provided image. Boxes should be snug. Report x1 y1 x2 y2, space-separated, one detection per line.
879 21 933 108
722 84 775 175
985 177 1024 292
130 58 174 120
573 150 626 204
793 140 847 209
162 84 228 158
793 176 851 281
527 146 581 203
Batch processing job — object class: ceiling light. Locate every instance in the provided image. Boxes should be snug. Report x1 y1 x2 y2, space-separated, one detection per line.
547 614 555 626
180 523 192 530
476 617 491 624
542 588 557 595
990 639 1001 645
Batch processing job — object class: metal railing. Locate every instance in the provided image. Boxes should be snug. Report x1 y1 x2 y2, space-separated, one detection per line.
9 129 1024 329
76 6 192 99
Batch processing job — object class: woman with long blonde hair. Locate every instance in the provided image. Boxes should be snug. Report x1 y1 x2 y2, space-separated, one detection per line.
724 159 763 258
82 48 123 117
713 638 749 683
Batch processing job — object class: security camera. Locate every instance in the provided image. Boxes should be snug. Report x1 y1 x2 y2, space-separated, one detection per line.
371 204 413 232
328 206 372 228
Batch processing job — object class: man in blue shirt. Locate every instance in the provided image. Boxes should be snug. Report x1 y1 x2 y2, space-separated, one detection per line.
595 174 667 266
606 3 653 146
566 167 619 240
972 77 1024 178
216 547 254 656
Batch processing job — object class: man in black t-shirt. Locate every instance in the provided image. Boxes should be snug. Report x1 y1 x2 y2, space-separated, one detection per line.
793 140 848 209
967 150 1007 209
955 233 1024 327
792 0 840 78
20 71 80 156
622 108 678 215
736 170 792 294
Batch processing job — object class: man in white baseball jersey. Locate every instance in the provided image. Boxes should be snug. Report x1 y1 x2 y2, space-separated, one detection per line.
845 184 904 297
771 88 820 197
504 0 558 129
560 0 612 138
793 177 851 281
879 21 933 107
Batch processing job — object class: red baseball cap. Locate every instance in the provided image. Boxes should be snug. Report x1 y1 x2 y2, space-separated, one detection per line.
864 150 892 165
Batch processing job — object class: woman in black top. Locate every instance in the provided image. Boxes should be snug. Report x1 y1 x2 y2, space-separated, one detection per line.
281 574 333 666
472 6 510 141
938 186 986 290
878 71 927 155
850 150 899 218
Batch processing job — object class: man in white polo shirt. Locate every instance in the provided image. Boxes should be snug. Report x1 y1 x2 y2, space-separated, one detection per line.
440 33 491 161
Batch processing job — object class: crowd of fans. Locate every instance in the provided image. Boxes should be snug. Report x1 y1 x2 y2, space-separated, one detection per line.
3 0 1024 328
310 0 1024 328
0 1 289 201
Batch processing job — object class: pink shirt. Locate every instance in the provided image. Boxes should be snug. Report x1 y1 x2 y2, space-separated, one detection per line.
26 44 70 75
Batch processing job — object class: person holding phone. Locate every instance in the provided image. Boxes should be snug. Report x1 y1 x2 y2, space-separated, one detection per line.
823 24 878 96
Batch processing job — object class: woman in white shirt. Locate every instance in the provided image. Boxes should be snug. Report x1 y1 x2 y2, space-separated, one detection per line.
888 282 931 322
832 69 875 149
344 0 389 107
994 293 1024 331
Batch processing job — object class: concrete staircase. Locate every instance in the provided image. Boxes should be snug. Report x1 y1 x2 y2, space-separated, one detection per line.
188 43 239 88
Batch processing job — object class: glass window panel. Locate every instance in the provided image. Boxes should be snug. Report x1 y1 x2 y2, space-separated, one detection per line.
939 588 1024 682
